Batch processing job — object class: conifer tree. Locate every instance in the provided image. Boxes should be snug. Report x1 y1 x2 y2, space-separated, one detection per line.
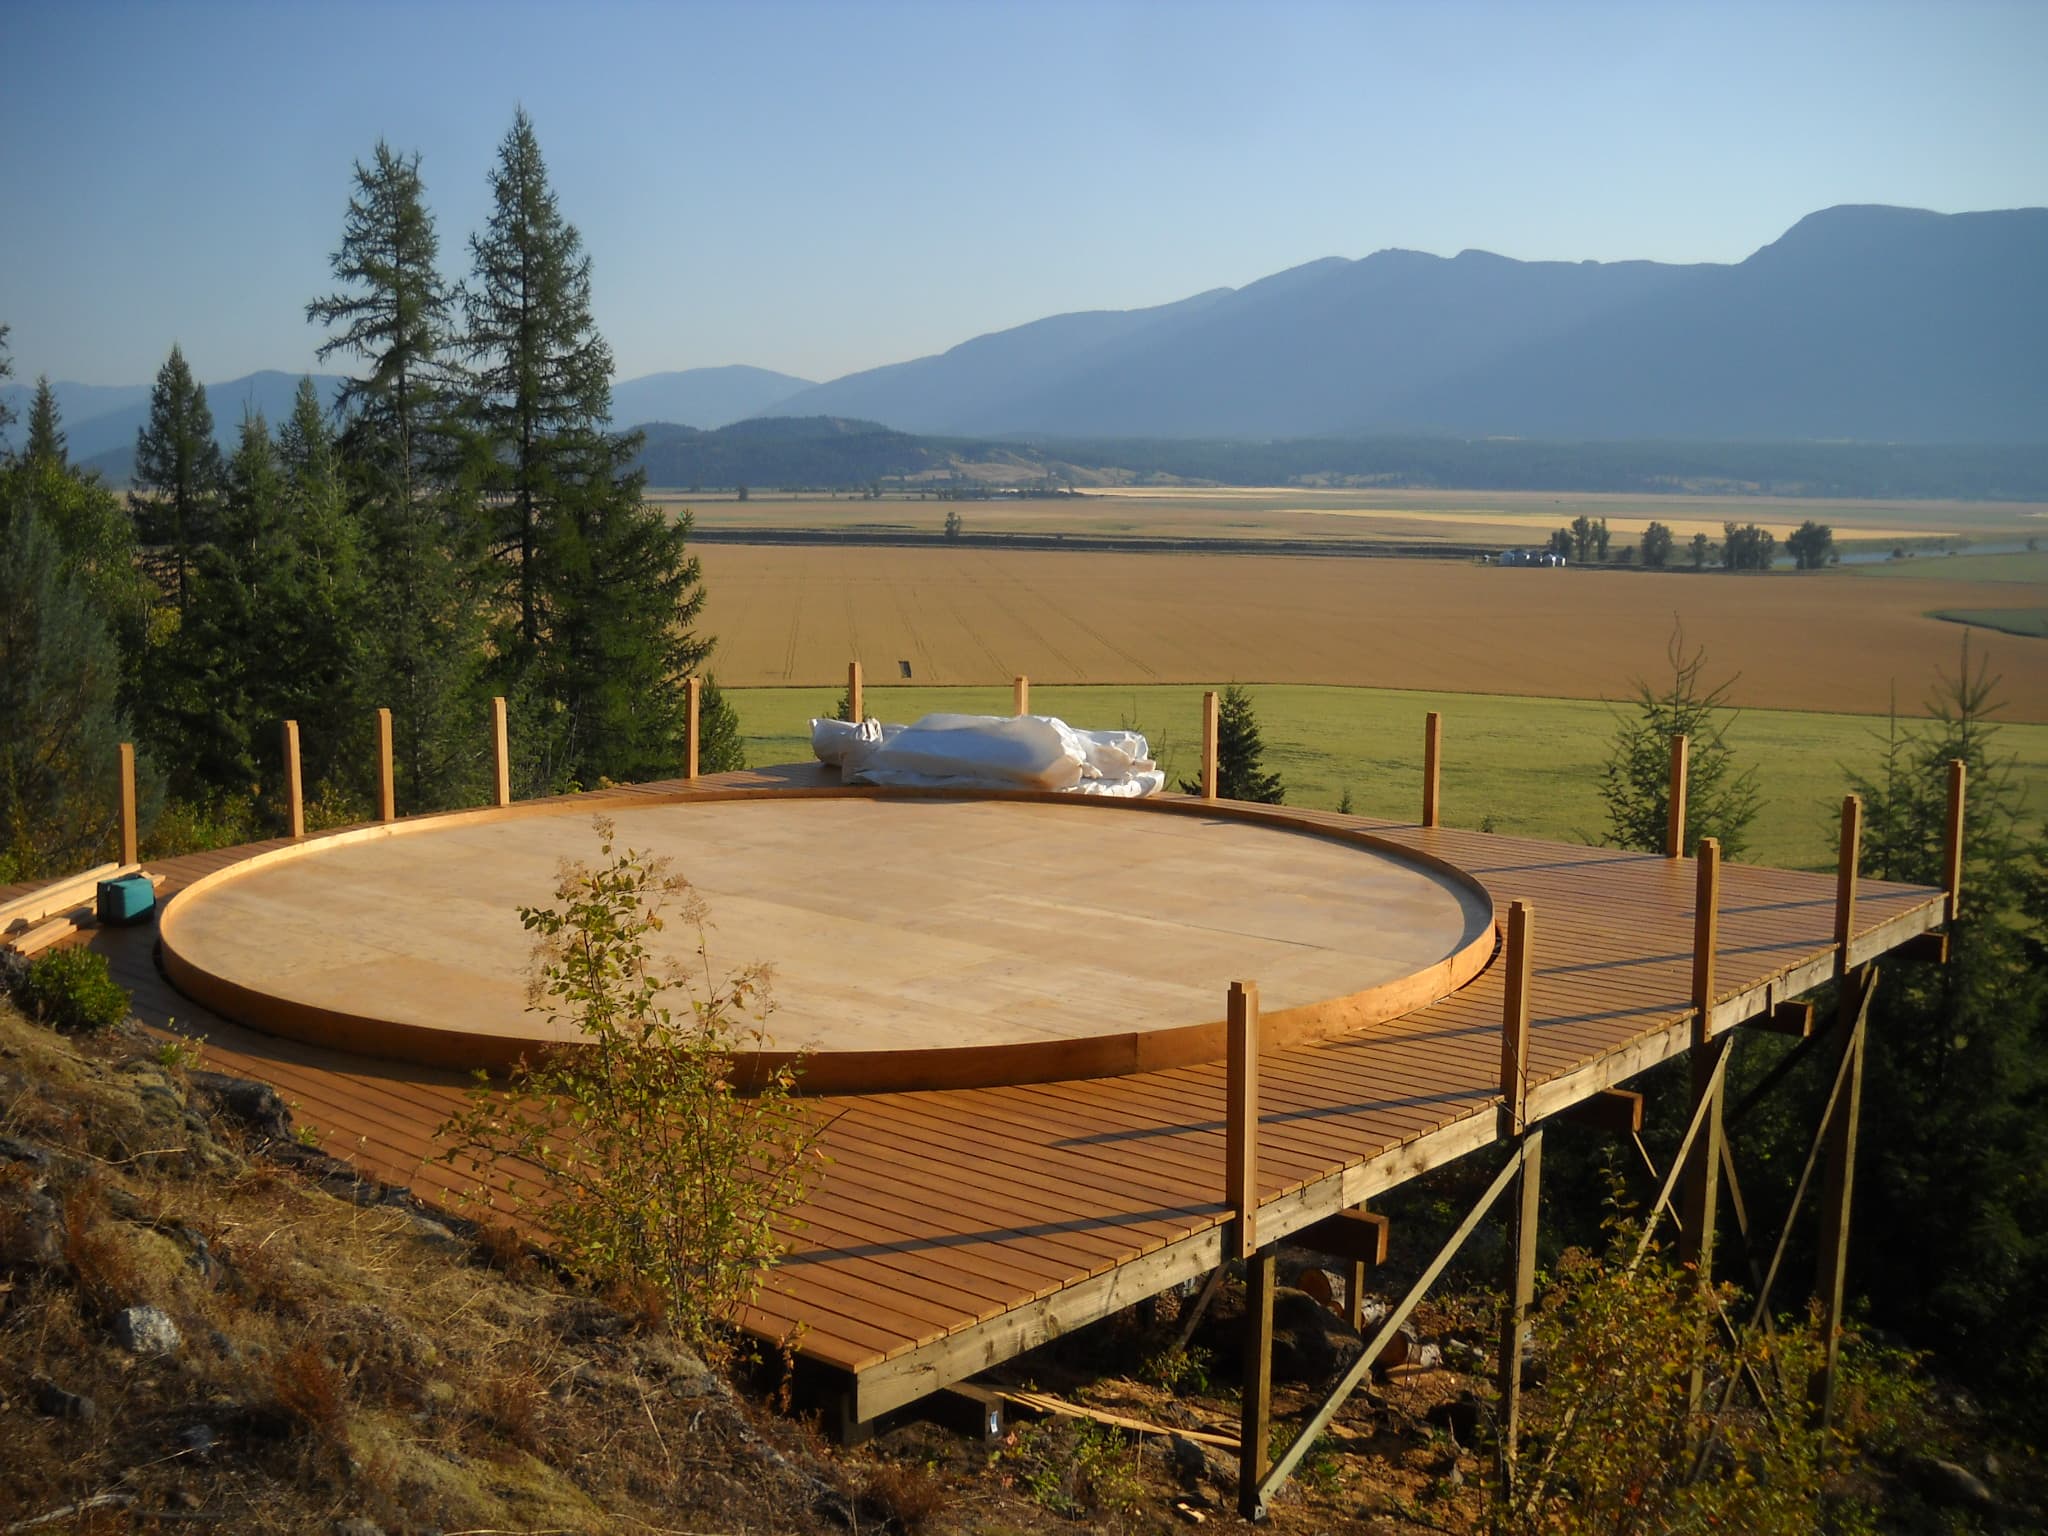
0 324 14 447
131 344 224 615
1598 628 1760 858
697 675 746 774
309 143 484 809
25 376 66 466
1178 683 1284 803
463 110 712 787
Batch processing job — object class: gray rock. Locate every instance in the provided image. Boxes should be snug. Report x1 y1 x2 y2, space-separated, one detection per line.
1907 1455 1996 1512
178 1423 216 1456
0 1133 52 1167
33 1379 96 1421
113 1305 181 1356
1269 1285 1365 1382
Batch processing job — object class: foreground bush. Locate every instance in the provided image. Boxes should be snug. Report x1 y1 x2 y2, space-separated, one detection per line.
439 818 821 1353
16 946 128 1032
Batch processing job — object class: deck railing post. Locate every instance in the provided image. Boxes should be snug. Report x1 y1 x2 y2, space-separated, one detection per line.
375 707 395 823
1498 901 1533 1135
282 720 304 839
1942 758 1967 920
1201 690 1220 801
491 696 511 808
1834 794 1862 974
1422 711 1442 828
1498 1128 1543 1485
1225 980 1260 1259
1814 965 1872 1429
1666 733 1690 857
117 742 138 865
686 676 702 781
848 660 864 725
1013 675 1029 717
1680 837 1726 1411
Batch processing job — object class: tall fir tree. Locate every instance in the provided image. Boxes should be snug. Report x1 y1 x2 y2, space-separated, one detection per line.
0 323 13 446
25 376 66 466
1178 683 1284 803
130 344 224 615
309 142 485 810
464 110 712 787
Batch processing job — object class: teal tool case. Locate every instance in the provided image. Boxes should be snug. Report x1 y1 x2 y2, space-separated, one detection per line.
97 873 155 926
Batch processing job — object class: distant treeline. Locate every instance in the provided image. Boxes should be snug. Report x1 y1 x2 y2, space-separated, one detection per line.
631 416 2048 502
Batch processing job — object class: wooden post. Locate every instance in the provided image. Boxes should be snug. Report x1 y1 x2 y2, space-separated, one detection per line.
1814 966 1871 1429
1666 733 1690 857
375 708 395 823
1497 1128 1543 1484
1225 981 1260 1260
1013 675 1029 717
1834 794 1862 973
282 720 304 839
1942 758 1966 920
1422 711 1442 829
1680 838 1726 1409
491 696 511 808
117 742 138 865
685 676 702 781
848 660 864 725
1201 690 1220 802
1498 901 1533 1135
1238 1245 1276 1519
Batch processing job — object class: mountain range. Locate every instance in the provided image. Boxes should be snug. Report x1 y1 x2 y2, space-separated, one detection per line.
10 204 2044 480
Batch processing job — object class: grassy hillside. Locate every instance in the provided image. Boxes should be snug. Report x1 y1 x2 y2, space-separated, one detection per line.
725 682 2048 871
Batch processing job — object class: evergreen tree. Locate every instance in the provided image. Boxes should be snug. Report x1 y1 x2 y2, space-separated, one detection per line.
130 344 224 615
4 441 152 697
309 142 484 809
697 674 746 774
463 110 712 787
0 323 13 447
0 503 138 880
1178 683 1284 803
276 375 338 501
25 376 66 466
1597 628 1760 858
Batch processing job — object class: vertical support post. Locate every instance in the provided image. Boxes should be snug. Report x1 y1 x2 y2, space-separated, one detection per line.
1834 794 1862 973
1013 675 1029 717
1814 966 1871 1429
1238 1245 1275 1519
117 742 138 865
1666 733 1690 857
375 708 395 823
1346 1256 1368 1334
491 696 511 808
1422 711 1442 829
282 720 304 839
848 660 864 725
1680 838 1726 1410
1498 901 1533 1135
1942 758 1967 920
1497 1128 1544 1484
1201 690 1220 802
685 676 702 781
1225 981 1260 1260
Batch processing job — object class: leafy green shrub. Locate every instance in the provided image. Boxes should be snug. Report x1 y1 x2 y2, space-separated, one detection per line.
999 1418 1144 1522
18 946 128 1031
438 818 821 1354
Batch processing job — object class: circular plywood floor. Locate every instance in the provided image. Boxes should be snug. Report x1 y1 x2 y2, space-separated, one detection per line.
159 793 1496 1092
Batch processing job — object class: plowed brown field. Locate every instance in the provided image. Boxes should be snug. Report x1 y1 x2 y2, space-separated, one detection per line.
695 546 2048 722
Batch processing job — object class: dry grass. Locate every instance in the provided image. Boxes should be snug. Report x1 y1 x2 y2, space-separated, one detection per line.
696 544 2048 721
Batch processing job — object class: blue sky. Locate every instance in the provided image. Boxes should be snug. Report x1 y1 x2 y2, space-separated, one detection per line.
3 0 2044 387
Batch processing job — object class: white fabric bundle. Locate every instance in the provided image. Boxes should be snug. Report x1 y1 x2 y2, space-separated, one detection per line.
810 712 1165 798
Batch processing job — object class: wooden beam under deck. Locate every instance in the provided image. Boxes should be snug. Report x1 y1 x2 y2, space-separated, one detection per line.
50 764 1949 1430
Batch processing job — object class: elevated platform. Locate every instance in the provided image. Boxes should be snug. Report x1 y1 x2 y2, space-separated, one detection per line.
56 765 1946 1427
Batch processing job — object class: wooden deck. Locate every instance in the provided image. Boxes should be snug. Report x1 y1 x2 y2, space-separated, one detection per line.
46 765 1945 1425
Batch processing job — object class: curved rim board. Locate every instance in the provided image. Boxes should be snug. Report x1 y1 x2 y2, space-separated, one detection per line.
157 787 1499 1094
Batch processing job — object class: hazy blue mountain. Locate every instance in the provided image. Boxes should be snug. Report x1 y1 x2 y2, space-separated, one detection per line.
762 205 2048 443
609 365 815 429
0 380 152 446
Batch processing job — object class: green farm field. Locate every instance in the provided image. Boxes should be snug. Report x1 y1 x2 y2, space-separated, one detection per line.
722 682 2048 873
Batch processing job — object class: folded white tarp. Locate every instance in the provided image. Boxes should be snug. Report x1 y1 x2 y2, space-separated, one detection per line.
810 712 1165 797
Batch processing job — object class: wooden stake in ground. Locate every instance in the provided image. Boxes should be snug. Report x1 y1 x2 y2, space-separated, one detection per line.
1680 838 1726 1411
375 707 395 822
1239 1246 1276 1518
282 720 304 839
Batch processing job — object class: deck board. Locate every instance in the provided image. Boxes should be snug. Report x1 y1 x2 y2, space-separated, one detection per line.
42 765 1945 1419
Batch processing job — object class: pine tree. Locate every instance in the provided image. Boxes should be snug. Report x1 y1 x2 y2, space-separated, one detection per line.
308 143 484 809
25 376 66 466
698 674 746 774
463 110 712 787
130 344 224 615
0 502 138 880
0 324 14 447
1178 683 1284 803
1597 627 1760 858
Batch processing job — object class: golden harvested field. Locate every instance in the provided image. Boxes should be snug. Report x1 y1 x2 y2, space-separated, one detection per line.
660 485 2048 548
695 545 2048 722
